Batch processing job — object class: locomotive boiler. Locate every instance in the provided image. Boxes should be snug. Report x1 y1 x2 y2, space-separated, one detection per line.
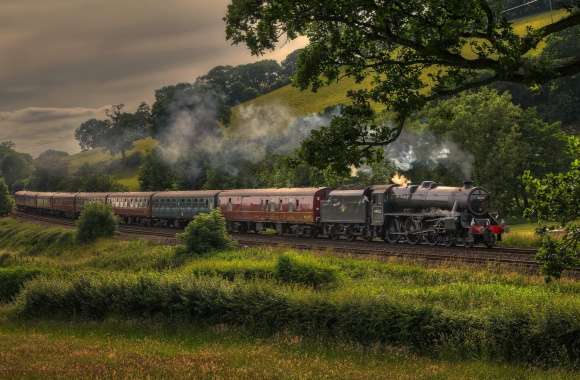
380 180 501 247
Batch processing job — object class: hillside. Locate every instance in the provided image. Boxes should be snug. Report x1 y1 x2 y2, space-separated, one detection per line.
65 138 157 190
65 10 566 191
230 9 565 121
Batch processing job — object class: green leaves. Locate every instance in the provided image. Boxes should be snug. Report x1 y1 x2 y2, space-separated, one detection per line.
76 203 118 244
177 209 235 255
522 156 580 281
225 0 580 169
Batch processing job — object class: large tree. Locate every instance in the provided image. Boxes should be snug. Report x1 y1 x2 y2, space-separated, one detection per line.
0 141 33 190
225 0 580 170
407 88 574 215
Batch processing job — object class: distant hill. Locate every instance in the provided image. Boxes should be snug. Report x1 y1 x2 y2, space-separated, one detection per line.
66 10 566 191
66 138 157 190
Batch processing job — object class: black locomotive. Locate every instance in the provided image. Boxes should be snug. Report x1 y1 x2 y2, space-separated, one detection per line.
320 180 503 247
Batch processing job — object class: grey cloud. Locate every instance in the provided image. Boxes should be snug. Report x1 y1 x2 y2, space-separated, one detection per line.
0 0 306 110
0 106 108 156
0 106 109 124
0 0 307 155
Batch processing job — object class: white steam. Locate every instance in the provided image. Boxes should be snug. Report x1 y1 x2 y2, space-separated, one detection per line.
159 96 337 182
384 129 474 180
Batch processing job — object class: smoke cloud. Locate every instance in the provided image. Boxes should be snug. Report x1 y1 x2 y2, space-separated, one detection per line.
159 91 337 184
384 128 474 180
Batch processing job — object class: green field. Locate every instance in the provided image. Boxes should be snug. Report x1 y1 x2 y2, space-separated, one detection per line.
0 218 578 378
65 137 157 190
0 318 577 379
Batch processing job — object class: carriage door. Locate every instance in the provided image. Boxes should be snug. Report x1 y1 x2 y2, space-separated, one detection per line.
371 193 384 226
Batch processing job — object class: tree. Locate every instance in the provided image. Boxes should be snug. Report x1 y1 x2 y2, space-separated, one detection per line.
76 203 118 243
494 24 580 134
29 150 69 191
67 164 127 192
281 49 303 78
75 119 109 151
151 83 225 138
138 149 175 191
407 88 573 215
104 104 149 160
522 155 580 281
75 103 151 157
177 209 234 254
0 142 33 190
0 177 14 215
225 0 580 170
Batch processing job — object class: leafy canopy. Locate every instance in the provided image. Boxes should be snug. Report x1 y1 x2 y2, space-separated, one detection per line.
225 0 580 170
76 203 118 244
522 144 580 281
178 209 234 254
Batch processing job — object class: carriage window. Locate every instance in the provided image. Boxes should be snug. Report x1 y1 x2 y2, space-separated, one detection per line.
296 199 300 208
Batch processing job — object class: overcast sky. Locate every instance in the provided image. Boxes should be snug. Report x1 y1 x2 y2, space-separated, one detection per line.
0 0 306 156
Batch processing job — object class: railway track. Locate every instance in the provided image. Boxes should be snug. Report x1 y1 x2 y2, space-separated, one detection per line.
11 211 573 276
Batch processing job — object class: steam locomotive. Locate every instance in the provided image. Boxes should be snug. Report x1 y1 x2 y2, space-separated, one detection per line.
14 180 504 248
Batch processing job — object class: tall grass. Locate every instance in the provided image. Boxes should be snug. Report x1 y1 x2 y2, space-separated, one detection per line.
0 219 74 255
13 271 580 367
1 219 579 367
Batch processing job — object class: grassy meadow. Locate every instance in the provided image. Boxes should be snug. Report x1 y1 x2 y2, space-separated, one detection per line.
0 218 579 378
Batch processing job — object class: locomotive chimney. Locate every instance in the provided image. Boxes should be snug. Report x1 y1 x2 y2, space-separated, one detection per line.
463 180 473 189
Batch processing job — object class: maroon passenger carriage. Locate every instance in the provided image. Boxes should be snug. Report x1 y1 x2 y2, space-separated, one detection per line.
218 187 331 236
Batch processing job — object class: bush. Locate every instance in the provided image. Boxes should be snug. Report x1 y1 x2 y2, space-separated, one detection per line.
14 272 580 367
0 267 48 302
0 177 14 215
177 209 234 254
76 203 117 243
275 254 342 288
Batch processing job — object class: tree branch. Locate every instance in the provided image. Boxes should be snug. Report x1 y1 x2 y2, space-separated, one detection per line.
477 0 495 38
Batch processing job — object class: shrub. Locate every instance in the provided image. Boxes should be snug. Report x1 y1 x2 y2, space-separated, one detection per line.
275 254 342 288
186 259 274 281
0 219 75 255
0 267 48 302
14 273 580 367
0 177 14 216
76 203 117 243
178 209 234 254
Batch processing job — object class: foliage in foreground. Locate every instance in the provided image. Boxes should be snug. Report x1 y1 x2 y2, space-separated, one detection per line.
523 157 580 281
275 254 341 288
13 272 580 367
178 209 234 255
1 320 576 380
0 267 48 302
76 203 117 243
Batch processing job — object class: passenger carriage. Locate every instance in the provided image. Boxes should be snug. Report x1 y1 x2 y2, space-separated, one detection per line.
218 188 331 236
151 191 220 227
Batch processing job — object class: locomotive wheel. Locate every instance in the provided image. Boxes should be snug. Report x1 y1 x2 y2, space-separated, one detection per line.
385 231 399 244
425 231 438 246
404 219 421 245
484 232 496 248
445 237 456 247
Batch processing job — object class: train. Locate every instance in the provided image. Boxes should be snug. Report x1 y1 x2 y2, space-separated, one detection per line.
14 180 505 248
